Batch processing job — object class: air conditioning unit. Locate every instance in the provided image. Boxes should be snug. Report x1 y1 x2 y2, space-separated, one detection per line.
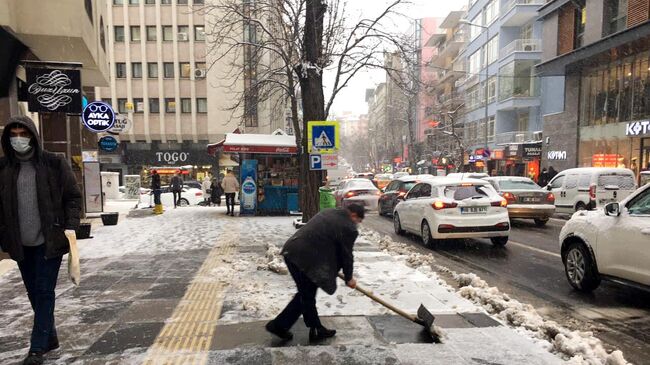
194 68 206 79
178 32 189 41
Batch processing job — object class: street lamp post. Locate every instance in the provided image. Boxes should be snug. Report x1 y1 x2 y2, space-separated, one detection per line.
459 19 490 171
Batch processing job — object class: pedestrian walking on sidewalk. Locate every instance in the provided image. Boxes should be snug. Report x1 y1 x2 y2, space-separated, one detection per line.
210 177 223 207
266 204 364 342
0 116 82 365
201 176 212 206
170 171 184 208
151 170 163 214
221 170 239 216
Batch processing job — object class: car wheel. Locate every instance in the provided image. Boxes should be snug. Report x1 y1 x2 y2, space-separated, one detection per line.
378 202 385 216
179 198 190 207
534 218 549 227
421 221 436 248
491 236 508 246
575 202 587 212
563 241 601 292
393 213 404 235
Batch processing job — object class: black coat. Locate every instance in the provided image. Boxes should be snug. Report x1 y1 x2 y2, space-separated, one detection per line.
282 209 358 295
170 176 183 191
0 116 82 261
151 173 161 190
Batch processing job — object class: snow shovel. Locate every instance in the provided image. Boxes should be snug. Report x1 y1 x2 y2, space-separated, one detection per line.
338 273 441 343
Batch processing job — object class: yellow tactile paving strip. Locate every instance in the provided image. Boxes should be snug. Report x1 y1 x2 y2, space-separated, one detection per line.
143 226 240 365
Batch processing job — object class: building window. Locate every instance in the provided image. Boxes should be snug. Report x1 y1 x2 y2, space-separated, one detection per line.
179 62 191 78
181 98 192 113
194 25 206 41
194 0 204 4
129 0 139 4
133 98 144 113
469 14 482 40
146 26 157 41
469 50 481 74
605 0 628 35
485 36 498 66
116 63 127 78
145 0 155 4
113 0 124 4
117 98 128 114
149 98 160 113
114 26 125 42
130 26 141 42
499 60 538 100
197 98 207 113
178 25 189 41
165 98 176 113
178 0 188 4
483 0 499 26
487 76 497 103
195 62 206 70
132 63 143 78
521 24 532 40
161 0 171 4
574 6 586 48
487 116 495 143
162 26 173 41
148 62 158 78
163 62 174 78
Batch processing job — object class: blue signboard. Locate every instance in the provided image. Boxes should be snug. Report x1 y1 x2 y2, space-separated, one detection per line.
82 101 115 133
240 159 258 216
99 136 119 152
310 154 322 170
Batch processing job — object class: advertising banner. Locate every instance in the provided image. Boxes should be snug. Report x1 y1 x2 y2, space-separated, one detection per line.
26 68 82 113
124 175 141 200
83 162 103 213
240 159 258 216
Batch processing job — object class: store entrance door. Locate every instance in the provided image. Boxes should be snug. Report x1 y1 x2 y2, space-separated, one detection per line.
642 138 650 172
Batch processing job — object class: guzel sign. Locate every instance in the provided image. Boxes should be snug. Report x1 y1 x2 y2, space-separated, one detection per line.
26 68 82 113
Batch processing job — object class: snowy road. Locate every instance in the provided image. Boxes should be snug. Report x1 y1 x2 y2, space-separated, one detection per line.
364 213 650 365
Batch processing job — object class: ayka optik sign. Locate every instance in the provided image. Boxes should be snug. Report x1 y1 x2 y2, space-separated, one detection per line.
82 101 115 133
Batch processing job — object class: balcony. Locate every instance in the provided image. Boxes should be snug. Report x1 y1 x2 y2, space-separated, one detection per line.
494 131 539 145
500 39 541 58
501 0 544 27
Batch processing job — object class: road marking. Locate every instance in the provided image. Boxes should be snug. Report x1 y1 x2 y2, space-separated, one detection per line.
143 223 240 365
508 240 561 258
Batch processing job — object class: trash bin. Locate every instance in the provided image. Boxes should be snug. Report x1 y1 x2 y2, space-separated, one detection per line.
319 187 336 210
76 223 92 239
101 212 119 226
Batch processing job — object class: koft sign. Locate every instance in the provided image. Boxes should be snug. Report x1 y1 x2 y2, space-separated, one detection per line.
625 120 650 136
156 152 189 164
82 101 115 133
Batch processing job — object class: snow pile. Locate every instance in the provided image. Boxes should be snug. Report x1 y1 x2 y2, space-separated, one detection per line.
260 243 288 275
442 268 630 365
360 229 435 270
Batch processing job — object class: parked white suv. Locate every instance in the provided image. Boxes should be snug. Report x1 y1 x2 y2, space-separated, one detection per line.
559 184 650 292
546 167 637 213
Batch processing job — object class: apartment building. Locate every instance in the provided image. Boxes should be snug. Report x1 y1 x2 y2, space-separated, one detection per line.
537 0 650 176
457 0 545 177
98 0 283 181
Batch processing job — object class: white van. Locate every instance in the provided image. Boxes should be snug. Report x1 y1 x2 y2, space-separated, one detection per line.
546 168 637 213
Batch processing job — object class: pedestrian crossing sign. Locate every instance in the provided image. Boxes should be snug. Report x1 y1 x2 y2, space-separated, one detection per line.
308 121 340 154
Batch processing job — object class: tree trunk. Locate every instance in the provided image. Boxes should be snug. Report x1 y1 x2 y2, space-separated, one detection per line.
297 0 327 222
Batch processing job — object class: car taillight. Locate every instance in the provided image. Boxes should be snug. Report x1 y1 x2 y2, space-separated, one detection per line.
589 185 596 200
375 191 381 196
432 200 458 210
195 192 203 196
345 191 356 198
546 192 555 203
491 199 507 207
501 192 517 203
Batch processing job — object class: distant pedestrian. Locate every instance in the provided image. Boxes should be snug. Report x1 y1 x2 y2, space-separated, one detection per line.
221 170 239 216
0 116 82 365
170 171 184 208
538 168 550 187
151 170 163 214
266 205 364 342
210 177 223 207
548 166 558 181
201 176 212 206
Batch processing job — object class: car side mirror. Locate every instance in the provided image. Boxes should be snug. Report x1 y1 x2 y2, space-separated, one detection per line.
546 185 552 191
605 202 620 217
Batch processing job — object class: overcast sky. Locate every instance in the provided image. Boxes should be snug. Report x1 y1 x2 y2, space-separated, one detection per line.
326 0 463 117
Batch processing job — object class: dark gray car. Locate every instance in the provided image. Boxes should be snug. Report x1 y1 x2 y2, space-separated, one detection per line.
484 176 556 227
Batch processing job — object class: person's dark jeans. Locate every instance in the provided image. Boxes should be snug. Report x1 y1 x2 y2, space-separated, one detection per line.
272 258 322 330
17 244 63 353
225 193 236 213
153 189 162 205
172 190 181 207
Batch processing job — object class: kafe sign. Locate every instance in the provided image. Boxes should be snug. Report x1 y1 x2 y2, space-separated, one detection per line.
26 68 82 113
625 120 650 136
156 152 190 165
83 101 115 133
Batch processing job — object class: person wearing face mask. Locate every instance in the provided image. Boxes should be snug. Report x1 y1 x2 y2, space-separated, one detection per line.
0 116 82 365
266 204 364 342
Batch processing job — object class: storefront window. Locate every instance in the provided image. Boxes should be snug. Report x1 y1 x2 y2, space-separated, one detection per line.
579 137 641 174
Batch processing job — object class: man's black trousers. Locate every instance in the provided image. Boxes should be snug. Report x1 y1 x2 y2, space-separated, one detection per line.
272 258 322 330
225 193 236 213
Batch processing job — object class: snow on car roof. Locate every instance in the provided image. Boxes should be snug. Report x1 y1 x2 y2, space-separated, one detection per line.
429 177 489 186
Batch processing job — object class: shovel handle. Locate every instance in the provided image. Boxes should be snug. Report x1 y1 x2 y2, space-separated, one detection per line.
338 273 417 323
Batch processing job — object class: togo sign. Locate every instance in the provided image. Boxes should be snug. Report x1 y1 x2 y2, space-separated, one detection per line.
82 101 115 133
26 68 82 113
156 152 190 164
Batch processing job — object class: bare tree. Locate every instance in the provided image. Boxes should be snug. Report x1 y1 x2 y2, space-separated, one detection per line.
203 0 412 221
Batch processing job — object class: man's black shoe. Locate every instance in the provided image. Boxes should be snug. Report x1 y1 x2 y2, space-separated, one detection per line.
309 326 337 341
23 352 44 365
265 321 293 340
46 336 59 353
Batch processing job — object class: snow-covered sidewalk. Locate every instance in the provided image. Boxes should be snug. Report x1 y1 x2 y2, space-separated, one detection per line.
0 207 626 364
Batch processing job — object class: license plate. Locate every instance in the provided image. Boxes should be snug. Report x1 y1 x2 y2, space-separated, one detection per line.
461 207 488 214
522 197 541 203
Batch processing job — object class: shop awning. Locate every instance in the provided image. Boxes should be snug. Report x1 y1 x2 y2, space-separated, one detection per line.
221 133 298 154
219 154 238 167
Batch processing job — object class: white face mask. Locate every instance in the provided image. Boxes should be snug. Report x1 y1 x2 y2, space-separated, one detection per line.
10 136 32 154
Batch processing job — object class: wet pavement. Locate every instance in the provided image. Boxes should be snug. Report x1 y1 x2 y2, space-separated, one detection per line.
364 213 650 365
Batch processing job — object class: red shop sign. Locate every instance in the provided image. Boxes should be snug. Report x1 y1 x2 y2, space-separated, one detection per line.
223 145 298 154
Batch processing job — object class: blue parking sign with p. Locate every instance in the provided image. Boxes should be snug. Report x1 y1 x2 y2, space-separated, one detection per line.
310 154 322 170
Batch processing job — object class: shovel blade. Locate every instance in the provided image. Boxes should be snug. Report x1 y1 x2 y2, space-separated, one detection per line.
417 304 435 329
